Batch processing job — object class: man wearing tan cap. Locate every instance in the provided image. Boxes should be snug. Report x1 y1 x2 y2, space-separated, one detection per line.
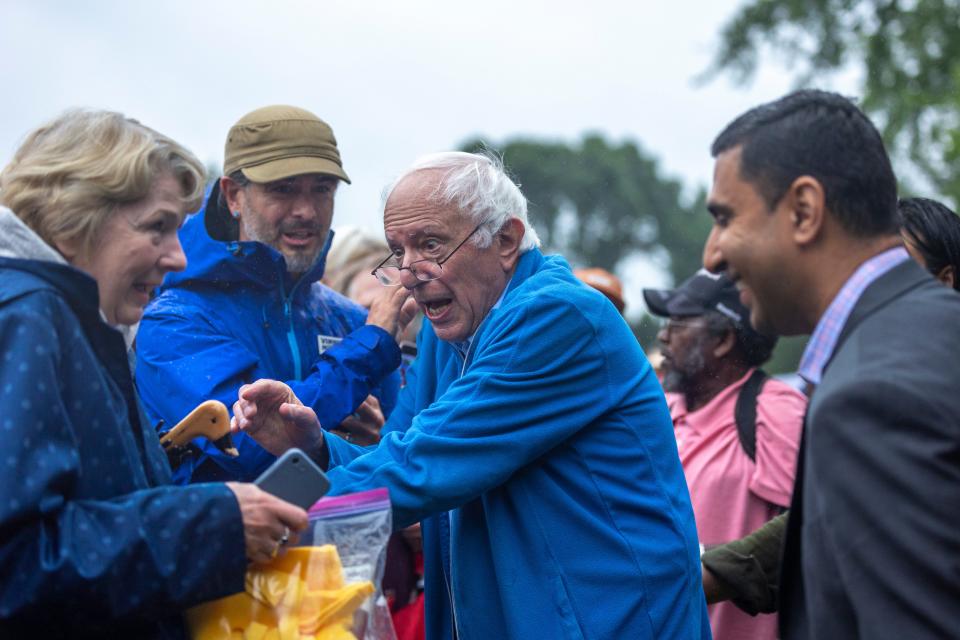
136 105 410 484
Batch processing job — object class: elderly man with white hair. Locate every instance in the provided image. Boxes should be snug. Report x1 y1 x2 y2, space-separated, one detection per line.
232 152 709 640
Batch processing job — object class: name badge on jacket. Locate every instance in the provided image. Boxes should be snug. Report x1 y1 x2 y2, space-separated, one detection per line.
317 334 343 354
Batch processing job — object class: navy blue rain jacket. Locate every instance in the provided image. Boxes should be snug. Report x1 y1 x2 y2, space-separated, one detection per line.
136 190 401 483
0 256 246 639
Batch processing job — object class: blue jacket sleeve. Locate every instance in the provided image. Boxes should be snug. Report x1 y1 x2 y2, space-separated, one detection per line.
324 332 424 465
379 324 428 439
136 303 401 483
325 295 617 528
290 325 402 429
0 293 247 623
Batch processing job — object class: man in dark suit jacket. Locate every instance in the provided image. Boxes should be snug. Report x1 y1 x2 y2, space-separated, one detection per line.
702 89 960 639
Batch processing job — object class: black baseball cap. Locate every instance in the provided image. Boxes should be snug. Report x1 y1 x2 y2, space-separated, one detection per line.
643 269 756 333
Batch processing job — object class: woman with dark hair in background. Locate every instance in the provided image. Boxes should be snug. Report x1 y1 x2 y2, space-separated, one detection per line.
899 196 960 290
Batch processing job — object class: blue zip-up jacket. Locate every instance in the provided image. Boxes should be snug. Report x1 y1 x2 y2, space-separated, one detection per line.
0 211 246 638
136 189 401 483
323 249 711 640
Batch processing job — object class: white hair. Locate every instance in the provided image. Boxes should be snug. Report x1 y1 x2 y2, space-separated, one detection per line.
381 151 541 252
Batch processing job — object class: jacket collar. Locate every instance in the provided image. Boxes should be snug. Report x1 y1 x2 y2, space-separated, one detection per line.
475 247 545 329
509 247 545 291
0 207 99 315
825 258 932 373
0 207 68 264
449 248 544 367
0 207 140 347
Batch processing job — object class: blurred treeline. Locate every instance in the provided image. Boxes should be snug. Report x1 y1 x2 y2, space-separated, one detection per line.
706 0 960 210
461 0 960 374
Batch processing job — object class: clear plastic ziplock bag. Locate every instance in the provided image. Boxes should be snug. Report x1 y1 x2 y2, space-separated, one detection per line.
186 488 397 640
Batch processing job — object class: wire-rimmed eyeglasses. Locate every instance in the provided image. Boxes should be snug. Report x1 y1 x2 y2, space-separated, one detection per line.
371 223 483 286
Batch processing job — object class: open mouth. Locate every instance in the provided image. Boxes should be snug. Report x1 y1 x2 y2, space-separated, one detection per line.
133 282 159 295
131 282 159 304
421 299 452 320
282 229 316 247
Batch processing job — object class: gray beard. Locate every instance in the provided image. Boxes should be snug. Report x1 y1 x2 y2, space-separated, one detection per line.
662 364 701 395
661 340 709 397
241 216 323 276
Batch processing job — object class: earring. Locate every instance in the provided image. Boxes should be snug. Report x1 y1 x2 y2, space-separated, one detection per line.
231 210 241 219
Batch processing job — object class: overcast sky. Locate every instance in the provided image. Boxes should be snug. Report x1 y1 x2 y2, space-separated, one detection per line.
0 0 855 313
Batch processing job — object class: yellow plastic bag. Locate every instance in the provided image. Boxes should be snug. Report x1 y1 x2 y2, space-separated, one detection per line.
187 544 374 640
188 489 394 640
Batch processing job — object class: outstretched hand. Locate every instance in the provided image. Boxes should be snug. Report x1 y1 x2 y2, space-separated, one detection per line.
230 379 324 457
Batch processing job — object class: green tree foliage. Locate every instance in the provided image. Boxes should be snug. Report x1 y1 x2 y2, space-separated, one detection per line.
707 0 960 205
459 135 712 285
459 135 718 357
459 135 805 372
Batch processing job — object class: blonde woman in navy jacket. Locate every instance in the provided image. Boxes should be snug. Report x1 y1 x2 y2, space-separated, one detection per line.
0 111 305 639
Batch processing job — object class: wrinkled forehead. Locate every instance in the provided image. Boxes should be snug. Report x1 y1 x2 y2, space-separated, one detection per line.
383 170 472 240
385 168 446 206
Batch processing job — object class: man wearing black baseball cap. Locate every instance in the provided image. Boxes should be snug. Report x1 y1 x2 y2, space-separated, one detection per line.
136 105 412 484
643 269 806 640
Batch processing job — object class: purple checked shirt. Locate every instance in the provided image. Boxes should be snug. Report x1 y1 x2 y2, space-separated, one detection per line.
798 247 910 387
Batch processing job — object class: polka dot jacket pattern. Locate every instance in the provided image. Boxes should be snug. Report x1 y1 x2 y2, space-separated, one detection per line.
0 257 247 639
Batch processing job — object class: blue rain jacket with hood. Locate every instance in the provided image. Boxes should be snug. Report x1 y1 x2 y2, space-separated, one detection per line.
0 208 246 639
322 249 711 640
136 185 401 483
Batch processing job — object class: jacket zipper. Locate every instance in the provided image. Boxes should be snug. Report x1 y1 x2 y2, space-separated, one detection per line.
445 516 460 640
446 339 474 640
282 276 305 380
